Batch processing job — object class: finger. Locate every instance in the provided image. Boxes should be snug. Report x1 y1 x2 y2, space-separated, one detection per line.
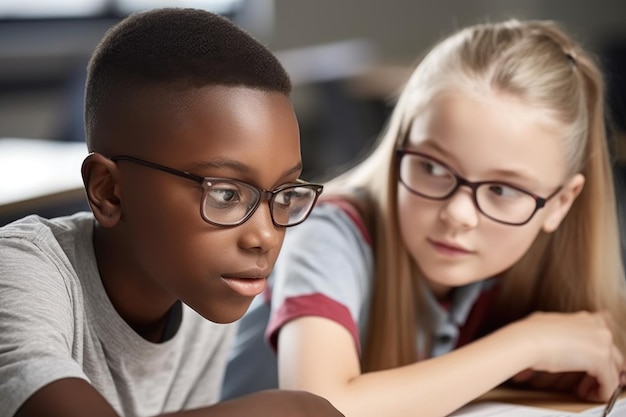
511 369 534 383
530 372 584 392
612 344 624 371
608 344 624 389
601 310 624 363
579 371 619 403
589 347 621 402
576 374 600 401
611 346 624 389
585 322 622 401
525 372 563 390
552 372 585 392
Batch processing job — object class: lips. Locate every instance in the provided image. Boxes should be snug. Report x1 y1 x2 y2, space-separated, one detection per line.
222 270 268 297
428 238 473 255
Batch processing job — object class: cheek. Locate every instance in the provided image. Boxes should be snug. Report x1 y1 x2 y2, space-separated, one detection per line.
397 187 437 234
477 222 543 276
396 187 442 263
134 215 237 299
122 182 209 270
491 233 531 261
397 185 545 280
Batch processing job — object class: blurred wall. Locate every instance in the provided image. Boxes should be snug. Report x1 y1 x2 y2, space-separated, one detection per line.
268 0 626 178
1 0 625 179
270 0 626 65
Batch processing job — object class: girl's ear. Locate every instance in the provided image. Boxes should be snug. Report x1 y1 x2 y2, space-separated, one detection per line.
541 173 585 233
81 153 122 227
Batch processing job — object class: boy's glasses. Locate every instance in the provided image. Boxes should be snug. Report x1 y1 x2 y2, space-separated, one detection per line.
109 155 323 228
396 149 562 226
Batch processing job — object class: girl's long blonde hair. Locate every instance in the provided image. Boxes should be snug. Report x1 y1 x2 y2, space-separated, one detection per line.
322 19 626 372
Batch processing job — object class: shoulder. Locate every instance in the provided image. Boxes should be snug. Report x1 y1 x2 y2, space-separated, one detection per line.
289 199 371 247
319 199 372 244
0 217 93 416
276 199 375 276
270 199 376 307
0 212 94 249
0 212 94 304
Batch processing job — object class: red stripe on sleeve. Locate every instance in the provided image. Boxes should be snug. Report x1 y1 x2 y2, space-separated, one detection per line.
266 293 360 354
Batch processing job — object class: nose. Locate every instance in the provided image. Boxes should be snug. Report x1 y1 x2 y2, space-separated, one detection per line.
439 186 479 229
237 201 283 253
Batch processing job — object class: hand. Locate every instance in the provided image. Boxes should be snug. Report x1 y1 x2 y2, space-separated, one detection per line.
514 311 624 402
510 369 586 393
203 390 345 417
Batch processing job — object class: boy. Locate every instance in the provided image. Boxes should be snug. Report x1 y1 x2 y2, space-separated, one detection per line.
0 7 341 417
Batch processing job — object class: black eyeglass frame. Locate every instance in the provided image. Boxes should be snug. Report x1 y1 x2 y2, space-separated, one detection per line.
109 155 324 228
395 149 563 226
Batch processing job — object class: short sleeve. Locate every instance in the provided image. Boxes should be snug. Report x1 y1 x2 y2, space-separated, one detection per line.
267 203 374 352
0 233 87 417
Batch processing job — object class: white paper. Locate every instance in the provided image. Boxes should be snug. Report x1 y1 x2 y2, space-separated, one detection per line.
449 398 626 417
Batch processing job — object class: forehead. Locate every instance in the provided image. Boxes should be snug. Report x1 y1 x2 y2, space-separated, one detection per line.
112 85 302 186
407 91 568 188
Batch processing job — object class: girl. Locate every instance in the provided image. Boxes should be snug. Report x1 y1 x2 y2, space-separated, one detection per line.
222 19 626 417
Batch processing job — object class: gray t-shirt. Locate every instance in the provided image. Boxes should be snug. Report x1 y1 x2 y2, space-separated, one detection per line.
0 213 236 417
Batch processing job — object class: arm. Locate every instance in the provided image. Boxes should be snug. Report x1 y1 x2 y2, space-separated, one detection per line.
0 233 343 417
15 378 344 417
277 311 624 417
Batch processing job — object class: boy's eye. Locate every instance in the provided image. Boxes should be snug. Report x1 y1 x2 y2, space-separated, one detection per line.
274 191 293 207
275 189 305 207
207 187 242 206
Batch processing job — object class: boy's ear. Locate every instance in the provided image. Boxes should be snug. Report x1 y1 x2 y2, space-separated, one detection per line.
541 173 585 233
81 153 122 227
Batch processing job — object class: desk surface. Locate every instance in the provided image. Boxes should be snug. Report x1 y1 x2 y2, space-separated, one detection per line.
466 387 626 415
481 388 599 412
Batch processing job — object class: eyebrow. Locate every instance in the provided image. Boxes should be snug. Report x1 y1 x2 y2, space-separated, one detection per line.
413 140 544 185
186 158 303 181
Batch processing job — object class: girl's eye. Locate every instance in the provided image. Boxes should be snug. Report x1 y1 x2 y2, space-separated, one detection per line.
487 184 523 199
420 160 448 177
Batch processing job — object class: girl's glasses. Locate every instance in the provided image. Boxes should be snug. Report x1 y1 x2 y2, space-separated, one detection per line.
110 155 323 228
396 149 562 226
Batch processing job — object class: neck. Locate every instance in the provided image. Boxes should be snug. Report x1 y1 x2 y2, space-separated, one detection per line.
93 224 179 342
427 280 454 301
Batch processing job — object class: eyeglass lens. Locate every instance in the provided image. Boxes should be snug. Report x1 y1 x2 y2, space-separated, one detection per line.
201 179 320 227
398 153 538 224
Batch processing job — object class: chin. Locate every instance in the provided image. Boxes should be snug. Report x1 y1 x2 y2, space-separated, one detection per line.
196 301 253 324
431 277 476 289
420 265 481 288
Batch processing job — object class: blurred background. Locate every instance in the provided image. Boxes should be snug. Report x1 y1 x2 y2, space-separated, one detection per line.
1 0 626 226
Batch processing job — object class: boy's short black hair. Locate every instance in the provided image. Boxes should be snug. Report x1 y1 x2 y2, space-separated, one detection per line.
84 7 291 151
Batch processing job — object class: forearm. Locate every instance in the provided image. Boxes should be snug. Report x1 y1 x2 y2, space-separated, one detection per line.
15 379 342 417
287 324 534 417
160 390 339 417
280 311 623 417
336 329 532 417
